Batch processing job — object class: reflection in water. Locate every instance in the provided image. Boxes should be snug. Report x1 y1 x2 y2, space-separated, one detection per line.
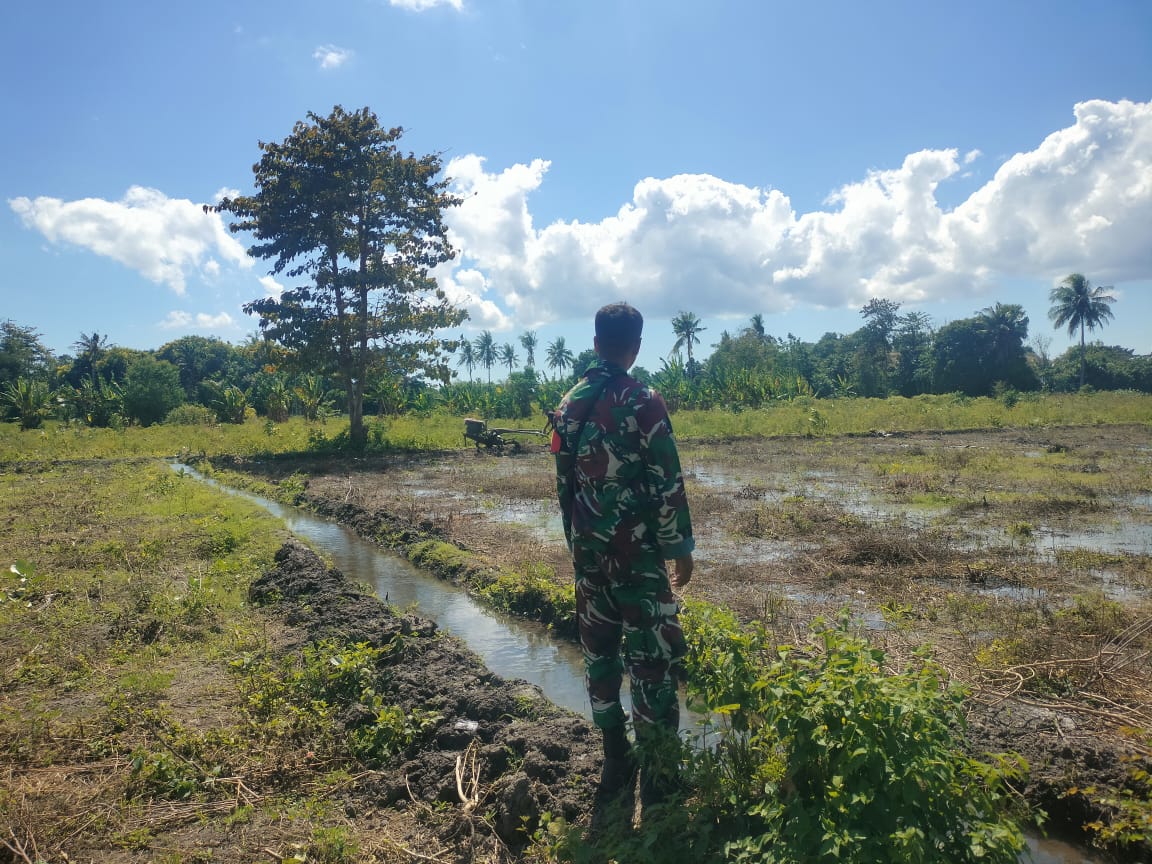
178 464 1103 864
176 465 591 718
1026 835 1097 864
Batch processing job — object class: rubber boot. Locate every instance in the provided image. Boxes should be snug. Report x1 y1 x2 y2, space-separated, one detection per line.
636 722 682 818
596 724 638 804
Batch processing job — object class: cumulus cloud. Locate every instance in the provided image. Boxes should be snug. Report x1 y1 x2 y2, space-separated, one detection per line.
390 0 463 10
439 99 1152 328
313 44 352 69
8 186 251 295
258 275 283 298
159 311 237 331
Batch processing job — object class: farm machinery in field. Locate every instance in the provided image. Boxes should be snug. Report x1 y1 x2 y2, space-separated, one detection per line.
463 417 551 455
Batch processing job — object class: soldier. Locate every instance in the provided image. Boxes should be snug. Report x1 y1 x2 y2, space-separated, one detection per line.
551 302 694 815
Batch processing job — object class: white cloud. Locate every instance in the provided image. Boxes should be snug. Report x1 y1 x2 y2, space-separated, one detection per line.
440 98 1152 327
389 0 463 10
313 44 352 69
159 311 237 331
9 186 251 295
258 275 283 298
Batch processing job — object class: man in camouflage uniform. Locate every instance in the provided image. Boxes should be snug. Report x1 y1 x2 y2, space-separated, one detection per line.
552 302 694 811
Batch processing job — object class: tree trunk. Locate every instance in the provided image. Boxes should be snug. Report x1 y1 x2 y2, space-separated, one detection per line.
1079 322 1086 390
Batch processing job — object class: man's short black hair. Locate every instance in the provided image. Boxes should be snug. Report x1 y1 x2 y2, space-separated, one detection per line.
595 302 643 357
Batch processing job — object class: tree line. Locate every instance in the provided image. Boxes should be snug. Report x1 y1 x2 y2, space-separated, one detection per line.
2 104 1146 434
1 274 1143 432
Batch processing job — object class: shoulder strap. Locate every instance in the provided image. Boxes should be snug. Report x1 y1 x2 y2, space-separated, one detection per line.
567 373 617 487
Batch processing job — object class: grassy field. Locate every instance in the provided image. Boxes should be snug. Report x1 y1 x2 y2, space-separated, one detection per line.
0 460 466 861
1 390 1148 462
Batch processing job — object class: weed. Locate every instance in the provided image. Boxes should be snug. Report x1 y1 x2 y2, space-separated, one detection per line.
683 613 1028 863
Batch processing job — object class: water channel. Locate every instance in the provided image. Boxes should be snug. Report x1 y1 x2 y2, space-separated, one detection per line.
179 465 1105 864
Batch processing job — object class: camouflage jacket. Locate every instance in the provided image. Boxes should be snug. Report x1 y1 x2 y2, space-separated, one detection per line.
553 359 694 561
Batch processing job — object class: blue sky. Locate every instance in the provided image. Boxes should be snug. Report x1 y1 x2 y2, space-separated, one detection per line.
2 0 1150 374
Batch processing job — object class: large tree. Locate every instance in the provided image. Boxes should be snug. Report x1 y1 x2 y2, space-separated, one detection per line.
0 321 55 387
1048 273 1116 389
123 355 185 427
215 106 466 448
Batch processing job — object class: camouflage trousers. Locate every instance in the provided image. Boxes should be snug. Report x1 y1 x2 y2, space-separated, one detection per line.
573 543 687 732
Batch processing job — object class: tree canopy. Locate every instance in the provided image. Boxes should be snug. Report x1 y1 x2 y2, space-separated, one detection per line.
214 105 466 448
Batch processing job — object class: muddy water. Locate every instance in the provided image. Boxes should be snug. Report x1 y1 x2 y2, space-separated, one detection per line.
176 465 590 718
180 465 1103 864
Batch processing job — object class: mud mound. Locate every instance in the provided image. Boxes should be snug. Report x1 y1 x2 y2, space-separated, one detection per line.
251 540 600 847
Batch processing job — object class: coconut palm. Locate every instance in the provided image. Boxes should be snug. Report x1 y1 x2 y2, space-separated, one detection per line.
499 343 518 377
474 331 497 384
748 313 766 341
72 331 109 385
456 337 476 382
1048 274 1116 389
546 337 575 380
519 330 538 369
670 311 706 365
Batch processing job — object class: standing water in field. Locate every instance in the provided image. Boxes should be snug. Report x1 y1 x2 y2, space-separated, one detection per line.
176 463 1105 864
174 464 591 718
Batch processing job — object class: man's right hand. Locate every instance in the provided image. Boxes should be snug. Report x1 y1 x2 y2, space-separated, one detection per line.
670 554 694 589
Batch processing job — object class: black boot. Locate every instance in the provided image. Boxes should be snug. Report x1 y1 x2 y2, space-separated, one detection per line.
636 722 682 818
596 724 638 804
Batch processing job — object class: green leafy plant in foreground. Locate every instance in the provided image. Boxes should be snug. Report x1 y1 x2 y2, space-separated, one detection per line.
680 606 1028 864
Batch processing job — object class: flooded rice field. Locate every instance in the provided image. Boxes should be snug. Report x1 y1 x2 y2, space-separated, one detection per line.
297 425 1152 626
235 423 1151 861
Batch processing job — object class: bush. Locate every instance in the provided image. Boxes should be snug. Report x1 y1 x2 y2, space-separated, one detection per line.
123 356 185 427
681 610 1028 864
165 404 216 426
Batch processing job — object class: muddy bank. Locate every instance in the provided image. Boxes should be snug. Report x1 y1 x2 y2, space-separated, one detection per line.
251 540 599 852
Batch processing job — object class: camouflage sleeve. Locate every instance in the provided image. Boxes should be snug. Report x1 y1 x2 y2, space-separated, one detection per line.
554 433 575 551
637 387 694 559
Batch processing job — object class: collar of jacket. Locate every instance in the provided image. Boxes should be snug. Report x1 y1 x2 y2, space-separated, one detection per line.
586 358 628 379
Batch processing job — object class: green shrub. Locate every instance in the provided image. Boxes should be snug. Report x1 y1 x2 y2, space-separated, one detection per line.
682 612 1028 864
165 404 216 425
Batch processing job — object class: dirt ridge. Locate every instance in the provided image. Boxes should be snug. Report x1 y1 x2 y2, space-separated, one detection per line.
252 540 599 850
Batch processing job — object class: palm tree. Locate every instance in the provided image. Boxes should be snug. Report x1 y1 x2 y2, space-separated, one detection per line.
72 331 109 384
748 313 766 341
499 343 518 377
519 330 538 369
73 331 109 360
1048 274 1116 389
979 302 1032 386
670 311 706 365
456 337 476 382
546 337 575 380
474 331 497 383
